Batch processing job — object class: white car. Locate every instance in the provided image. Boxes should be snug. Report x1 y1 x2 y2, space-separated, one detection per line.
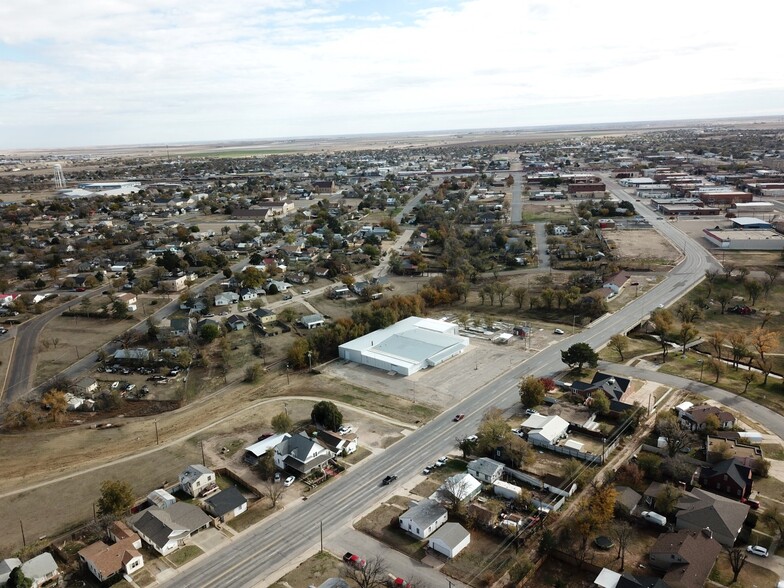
435 456 448 467
466 434 478 443
747 545 769 557
301 289 310 295
553 328 564 335
239 306 252 312
284 476 296 487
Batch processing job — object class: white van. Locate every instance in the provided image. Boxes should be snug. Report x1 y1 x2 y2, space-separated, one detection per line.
641 511 667 527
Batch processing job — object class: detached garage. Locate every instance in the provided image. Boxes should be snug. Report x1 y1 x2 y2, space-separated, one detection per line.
338 316 469 376
427 522 470 558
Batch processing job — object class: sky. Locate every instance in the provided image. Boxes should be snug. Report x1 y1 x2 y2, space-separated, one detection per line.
1 0 783 149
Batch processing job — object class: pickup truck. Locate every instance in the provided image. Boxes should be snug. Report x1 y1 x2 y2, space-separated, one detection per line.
342 552 366 569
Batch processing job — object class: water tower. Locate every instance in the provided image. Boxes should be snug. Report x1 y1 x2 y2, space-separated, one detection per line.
53 164 66 189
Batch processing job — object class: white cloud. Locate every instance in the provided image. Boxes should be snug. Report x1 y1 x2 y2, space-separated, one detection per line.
0 0 783 147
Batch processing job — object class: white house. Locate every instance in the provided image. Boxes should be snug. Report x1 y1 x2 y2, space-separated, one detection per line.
179 464 216 497
214 292 240 306
20 553 60 588
431 473 482 504
159 275 188 292
522 414 569 446
427 522 471 558
299 313 325 329
467 457 504 483
399 499 448 539
273 432 334 475
128 503 212 555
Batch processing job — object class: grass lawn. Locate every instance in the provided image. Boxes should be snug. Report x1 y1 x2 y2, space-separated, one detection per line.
442 528 517 586
752 475 784 500
167 545 203 567
130 568 156 587
598 336 660 362
342 446 372 466
269 551 343 588
656 352 784 417
710 554 778 587
760 443 784 460
226 501 277 533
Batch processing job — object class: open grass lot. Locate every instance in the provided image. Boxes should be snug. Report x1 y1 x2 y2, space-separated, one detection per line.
166 545 203 567
269 551 343 588
599 336 660 362
526 556 597 588
226 500 278 533
522 202 575 224
710 554 778 587
0 338 13 393
656 351 784 417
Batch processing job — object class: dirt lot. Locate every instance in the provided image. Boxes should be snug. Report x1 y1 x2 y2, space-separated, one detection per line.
269 551 343 588
605 229 680 265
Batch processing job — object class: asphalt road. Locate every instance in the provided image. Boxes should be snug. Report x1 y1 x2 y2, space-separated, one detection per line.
163 184 719 587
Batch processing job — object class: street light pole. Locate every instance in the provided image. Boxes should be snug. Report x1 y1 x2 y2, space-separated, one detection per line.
286 364 290 385
572 315 577 335
307 351 312 372
699 359 705 382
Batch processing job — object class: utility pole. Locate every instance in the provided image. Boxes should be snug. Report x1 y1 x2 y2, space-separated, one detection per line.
201 441 206 466
154 420 159 445
320 521 323 552
20 520 26 547
285 364 290 385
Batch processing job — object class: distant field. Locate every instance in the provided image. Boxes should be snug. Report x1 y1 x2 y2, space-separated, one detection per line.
183 149 295 158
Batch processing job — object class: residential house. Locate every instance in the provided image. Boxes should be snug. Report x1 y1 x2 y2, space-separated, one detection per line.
602 272 630 295
214 292 239 307
167 317 194 337
159 275 188 292
265 279 292 293
521 414 569 446
399 499 448 539
316 430 358 456
427 522 471 558
179 464 217 498
467 457 504 484
312 180 336 194
273 431 334 475
19 553 60 588
675 488 749 547
706 436 763 471
0 558 22 586
648 529 722 588
431 473 482 504
239 288 258 301
251 308 277 325
553 225 569 236
299 313 325 329
116 292 137 310
698 460 753 499
571 372 633 403
78 522 144 582
203 486 248 522
614 485 642 516
593 569 668 588
75 377 98 396
225 314 248 331
128 502 212 555
680 405 735 432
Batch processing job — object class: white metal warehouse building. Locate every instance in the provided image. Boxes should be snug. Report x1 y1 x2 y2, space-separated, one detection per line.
338 316 469 376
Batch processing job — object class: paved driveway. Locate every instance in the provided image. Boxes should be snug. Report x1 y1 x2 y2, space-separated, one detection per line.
191 527 229 554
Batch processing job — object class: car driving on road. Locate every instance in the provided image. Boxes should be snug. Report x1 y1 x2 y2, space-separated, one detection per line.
381 474 397 485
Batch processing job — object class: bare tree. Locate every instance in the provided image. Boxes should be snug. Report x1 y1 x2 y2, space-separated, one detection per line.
341 554 388 588
656 415 693 457
726 547 748 584
440 474 471 513
611 521 634 571
262 479 286 508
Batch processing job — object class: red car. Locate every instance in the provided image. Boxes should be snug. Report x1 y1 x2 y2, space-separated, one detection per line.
342 552 366 569
453 414 465 422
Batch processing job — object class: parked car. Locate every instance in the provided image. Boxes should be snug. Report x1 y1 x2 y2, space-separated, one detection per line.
381 474 397 486
453 413 465 422
274 472 281 482
301 289 310 295
422 467 431 475
525 409 539 416
283 293 292 300
338 425 353 435
553 328 564 335
435 456 448 467
466 434 478 443
747 545 769 557
343 553 366 569
284 475 295 487
0 327 8 335
741 497 760 510
239 306 252 312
